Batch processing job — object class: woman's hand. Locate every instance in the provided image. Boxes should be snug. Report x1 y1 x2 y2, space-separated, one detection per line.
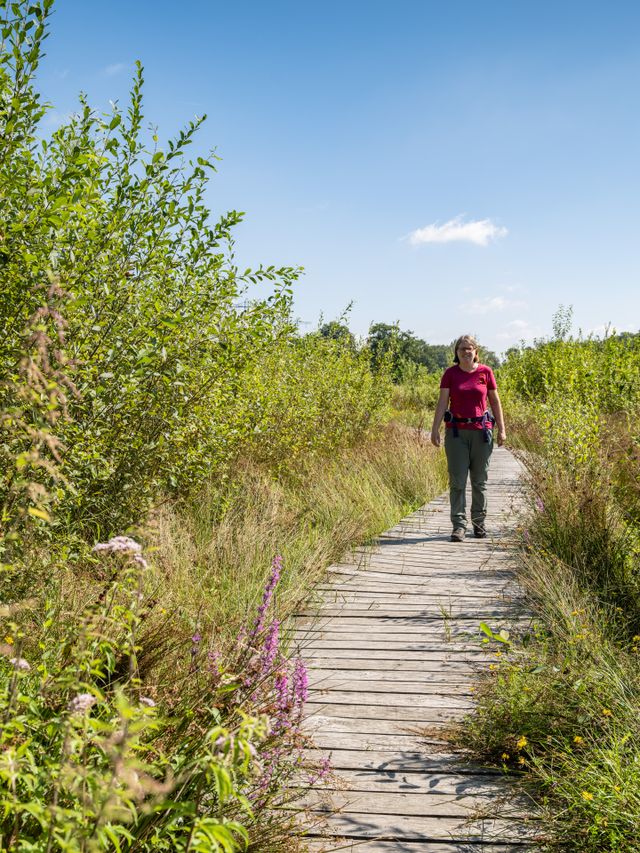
430 428 441 448
497 430 507 447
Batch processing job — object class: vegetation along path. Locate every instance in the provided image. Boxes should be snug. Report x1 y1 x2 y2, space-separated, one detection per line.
296 447 537 852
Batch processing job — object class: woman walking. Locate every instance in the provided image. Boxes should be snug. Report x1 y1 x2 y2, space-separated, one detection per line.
430 335 506 542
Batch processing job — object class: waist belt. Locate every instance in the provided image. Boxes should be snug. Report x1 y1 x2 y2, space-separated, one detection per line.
444 410 495 442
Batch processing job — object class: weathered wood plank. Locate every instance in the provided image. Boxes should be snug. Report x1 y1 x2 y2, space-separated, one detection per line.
305 704 467 723
306 659 484 673
301 812 534 842
313 767 519 797
303 789 528 819
304 715 451 737
304 748 502 775
303 842 533 852
302 647 495 660
308 677 474 695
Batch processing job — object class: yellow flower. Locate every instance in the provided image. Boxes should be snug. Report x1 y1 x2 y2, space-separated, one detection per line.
581 791 594 801
602 708 613 717
501 752 510 760
573 735 584 744
494 651 502 657
633 635 640 642
489 664 497 671
516 736 528 749
518 756 526 766
614 785 621 792
4 636 13 645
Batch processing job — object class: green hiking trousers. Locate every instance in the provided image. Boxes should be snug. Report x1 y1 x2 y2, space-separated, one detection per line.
444 427 493 530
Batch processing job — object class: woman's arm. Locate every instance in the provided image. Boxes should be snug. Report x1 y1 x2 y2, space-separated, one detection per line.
430 388 450 447
487 389 506 446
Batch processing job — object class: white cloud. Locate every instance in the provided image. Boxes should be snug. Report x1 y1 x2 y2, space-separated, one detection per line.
407 216 508 247
104 62 126 76
585 322 636 338
43 110 73 128
462 296 527 315
496 319 540 342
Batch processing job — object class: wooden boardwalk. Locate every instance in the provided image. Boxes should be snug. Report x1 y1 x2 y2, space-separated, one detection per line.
296 447 536 852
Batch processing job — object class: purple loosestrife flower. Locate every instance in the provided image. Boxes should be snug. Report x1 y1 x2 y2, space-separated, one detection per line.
207 650 222 683
9 657 30 671
190 631 202 670
251 555 283 639
260 620 280 676
273 670 292 733
307 755 332 785
292 657 308 710
275 671 289 710
535 497 545 513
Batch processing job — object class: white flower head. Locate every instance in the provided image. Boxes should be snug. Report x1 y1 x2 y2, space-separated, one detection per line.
139 696 156 708
93 536 142 555
68 693 97 714
9 657 30 671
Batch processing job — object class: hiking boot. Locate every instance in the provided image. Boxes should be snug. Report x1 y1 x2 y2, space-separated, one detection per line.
450 528 465 542
473 523 487 539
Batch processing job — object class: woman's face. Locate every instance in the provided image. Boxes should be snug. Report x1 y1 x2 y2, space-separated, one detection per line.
457 342 477 364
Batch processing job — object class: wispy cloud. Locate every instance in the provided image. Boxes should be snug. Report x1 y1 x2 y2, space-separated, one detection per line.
496 319 540 342
104 62 126 77
462 296 527 315
43 109 73 128
407 216 508 247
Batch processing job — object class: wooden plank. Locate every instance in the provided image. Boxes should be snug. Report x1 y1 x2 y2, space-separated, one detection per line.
315 592 518 605
301 639 492 651
305 691 474 709
301 812 533 842
309 671 476 687
305 704 467 723
297 608 519 619
320 576 516 592
302 841 533 852
304 715 452 737
303 789 528 819
308 678 473 695
306 659 484 673
311 732 443 752
303 648 496 660
311 767 519 797
304 748 502 775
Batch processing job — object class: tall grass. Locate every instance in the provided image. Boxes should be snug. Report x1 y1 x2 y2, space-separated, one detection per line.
151 425 448 648
456 329 640 851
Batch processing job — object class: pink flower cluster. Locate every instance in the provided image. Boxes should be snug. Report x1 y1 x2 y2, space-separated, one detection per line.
92 536 148 568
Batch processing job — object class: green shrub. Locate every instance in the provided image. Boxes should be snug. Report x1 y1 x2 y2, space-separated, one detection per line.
459 316 640 850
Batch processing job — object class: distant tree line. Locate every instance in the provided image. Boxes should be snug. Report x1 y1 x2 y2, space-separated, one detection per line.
316 321 500 380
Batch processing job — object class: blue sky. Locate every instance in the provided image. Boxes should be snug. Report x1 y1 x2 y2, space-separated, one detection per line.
37 0 640 354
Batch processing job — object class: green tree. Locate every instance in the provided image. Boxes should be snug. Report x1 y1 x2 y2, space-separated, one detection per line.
318 320 356 350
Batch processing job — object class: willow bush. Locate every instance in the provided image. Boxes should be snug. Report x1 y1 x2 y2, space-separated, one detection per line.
0 0 390 553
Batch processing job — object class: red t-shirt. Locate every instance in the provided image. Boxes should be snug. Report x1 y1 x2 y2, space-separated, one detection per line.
440 364 497 430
